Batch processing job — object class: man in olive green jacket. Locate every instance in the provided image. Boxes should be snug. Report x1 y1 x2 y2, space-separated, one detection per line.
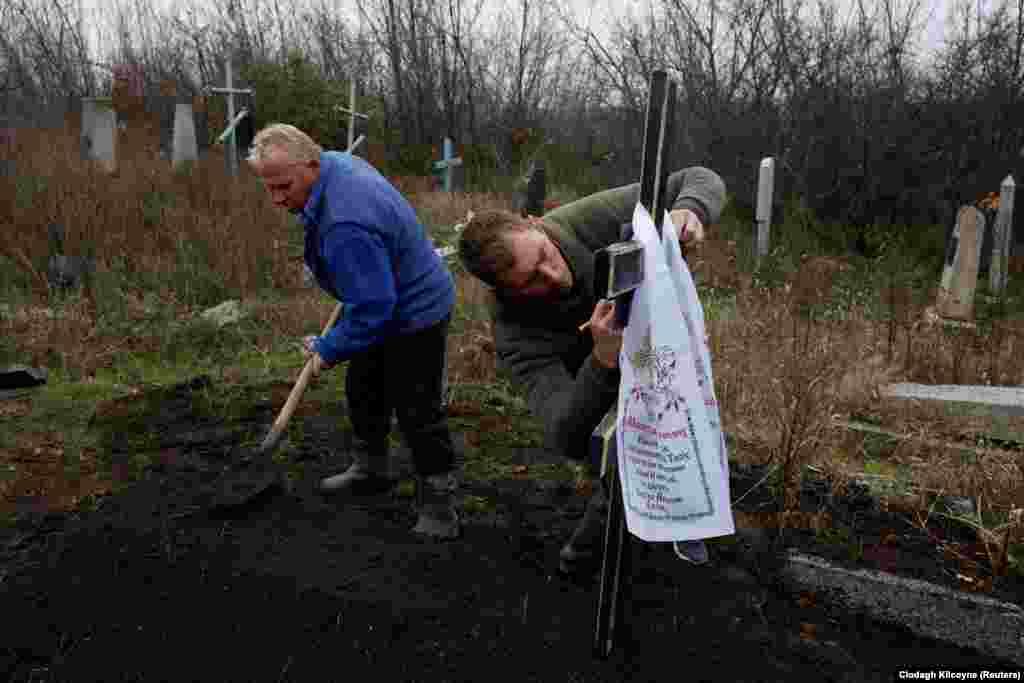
458 167 727 574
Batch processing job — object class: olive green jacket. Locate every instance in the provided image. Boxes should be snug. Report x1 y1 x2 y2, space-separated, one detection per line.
492 167 727 468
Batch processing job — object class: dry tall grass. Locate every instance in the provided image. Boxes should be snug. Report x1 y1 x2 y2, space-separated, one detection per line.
694 244 1023 525
1 120 300 302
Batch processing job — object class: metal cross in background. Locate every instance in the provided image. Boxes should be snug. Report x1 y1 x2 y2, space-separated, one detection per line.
591 68 679 660
433 137 463 193
336 77 370 154
208 57 254 177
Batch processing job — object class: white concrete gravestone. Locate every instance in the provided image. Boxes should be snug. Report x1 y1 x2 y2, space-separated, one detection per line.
172 102 198 170
755 157 775 261
81 98 117 173
80 99 98 160
937 206 985 320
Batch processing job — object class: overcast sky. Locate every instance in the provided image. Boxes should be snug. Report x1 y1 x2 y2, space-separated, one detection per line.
80 0 968 71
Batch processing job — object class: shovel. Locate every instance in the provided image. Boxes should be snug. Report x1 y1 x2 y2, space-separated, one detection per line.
207 301 344 512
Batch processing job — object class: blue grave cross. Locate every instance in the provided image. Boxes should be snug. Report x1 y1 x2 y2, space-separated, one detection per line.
432 137 463 192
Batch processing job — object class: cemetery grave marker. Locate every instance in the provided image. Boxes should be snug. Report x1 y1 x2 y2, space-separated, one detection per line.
880 382 1024 444
81 97 117 173
235 98 256 160
336 78 370 154
432 137 463 192
156 85 209 164
172 102 199 170
755 157 775 262
936 206 985 320
157 79 180 162
112 64 144 100
989 175 1016 294
347 135 366 154
591 68 679 660
80 100 96 159
46 222 94 291
111 63 145 129
521 159 546 217
193 95 210 158
209 58 254 177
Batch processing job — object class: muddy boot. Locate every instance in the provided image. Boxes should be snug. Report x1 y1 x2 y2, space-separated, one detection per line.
412 471 461 540
558 483 608 575
318 439 395 495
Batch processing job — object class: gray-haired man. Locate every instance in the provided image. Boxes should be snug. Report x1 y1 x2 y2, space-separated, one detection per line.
247 123 461 540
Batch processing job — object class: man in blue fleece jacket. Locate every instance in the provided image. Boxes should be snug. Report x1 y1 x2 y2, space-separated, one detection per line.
246 123 460 540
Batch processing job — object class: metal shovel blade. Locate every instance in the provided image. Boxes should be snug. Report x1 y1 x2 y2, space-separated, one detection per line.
205 425 290 512
205 302 344 514
207 463 283 514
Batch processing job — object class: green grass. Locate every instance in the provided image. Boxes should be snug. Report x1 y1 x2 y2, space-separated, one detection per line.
698 286 737 322
10 373 121 444
459 494 495 515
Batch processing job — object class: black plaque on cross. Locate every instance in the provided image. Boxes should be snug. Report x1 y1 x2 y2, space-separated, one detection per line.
591 69 678 660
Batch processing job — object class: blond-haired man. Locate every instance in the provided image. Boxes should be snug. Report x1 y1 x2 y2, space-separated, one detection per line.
247 123 460 539
458 168 726 572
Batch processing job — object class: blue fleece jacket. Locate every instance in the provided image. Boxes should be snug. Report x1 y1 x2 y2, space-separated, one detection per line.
296 151 455 364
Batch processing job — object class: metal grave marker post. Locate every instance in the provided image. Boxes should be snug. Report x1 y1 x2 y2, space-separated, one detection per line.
591 69 678 660
193 95 210 158
432 137 463 193
156 80 179 162
989 175 1016 294
755 157 775 262
209 58 254 177
336 78 370 154
522 159 546 217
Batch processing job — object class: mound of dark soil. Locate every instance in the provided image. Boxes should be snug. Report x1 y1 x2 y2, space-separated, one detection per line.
1 378 1018 682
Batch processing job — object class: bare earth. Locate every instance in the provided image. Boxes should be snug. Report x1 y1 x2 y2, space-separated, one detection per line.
1 378 1019 682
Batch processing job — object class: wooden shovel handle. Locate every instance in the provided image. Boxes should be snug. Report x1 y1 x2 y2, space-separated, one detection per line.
269 301 344 432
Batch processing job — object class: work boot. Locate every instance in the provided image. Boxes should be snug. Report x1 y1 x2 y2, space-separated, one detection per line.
318 439 395 495
558 482 608 575
412 471 461 540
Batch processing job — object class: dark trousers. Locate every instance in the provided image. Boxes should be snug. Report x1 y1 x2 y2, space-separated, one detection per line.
345 315 455 477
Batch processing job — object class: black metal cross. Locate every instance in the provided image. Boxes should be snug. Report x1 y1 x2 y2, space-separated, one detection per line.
590 69 678 660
